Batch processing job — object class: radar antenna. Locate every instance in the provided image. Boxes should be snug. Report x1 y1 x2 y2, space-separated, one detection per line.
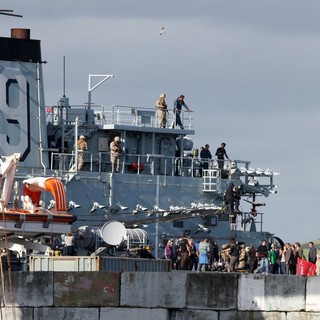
0 9 23 18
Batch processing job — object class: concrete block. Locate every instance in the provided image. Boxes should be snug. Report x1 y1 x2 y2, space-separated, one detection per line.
238 274 265 311
264 275 305 311
239 274 306 312
121 272 187 308
287 312 320 320
100 307 169 320
1 272 53 307
34 307 99 320
0 307 34 319
220 310 286 320
54 271 120 307
186 272 238 310
306 276 320 311
171 308 218 320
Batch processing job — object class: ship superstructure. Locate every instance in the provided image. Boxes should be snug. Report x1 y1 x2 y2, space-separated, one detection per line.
0 29 280 257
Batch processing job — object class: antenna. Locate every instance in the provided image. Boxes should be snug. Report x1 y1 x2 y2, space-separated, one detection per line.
63 56 66 97
0 9 23 18
58 56 69 153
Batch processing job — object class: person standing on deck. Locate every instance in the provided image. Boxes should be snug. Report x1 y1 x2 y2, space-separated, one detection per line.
64 232 76 256
199 144 212 176
215 142 229 170
155 93 168 128
224 182 236 213
77 135 87 171
173 95 191 129
110 136 121 173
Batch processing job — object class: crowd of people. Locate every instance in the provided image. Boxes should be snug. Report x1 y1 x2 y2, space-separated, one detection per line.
164 235 219 272
164 236 320 275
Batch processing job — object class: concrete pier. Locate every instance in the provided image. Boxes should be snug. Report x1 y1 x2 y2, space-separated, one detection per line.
0 271 319 319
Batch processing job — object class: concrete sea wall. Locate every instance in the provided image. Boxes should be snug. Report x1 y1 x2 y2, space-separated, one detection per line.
0 271 320 320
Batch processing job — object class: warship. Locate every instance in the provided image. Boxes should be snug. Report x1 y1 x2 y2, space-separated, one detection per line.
0 28 281 259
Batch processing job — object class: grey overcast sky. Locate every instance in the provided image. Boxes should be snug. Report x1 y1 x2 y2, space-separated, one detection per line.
1 1 320 244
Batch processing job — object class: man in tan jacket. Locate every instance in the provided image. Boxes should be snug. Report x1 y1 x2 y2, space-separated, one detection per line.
77 135 87 170
155 93 167 128
110 136 121 172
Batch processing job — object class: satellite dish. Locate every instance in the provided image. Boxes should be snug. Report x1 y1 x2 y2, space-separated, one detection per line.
100 221 126 246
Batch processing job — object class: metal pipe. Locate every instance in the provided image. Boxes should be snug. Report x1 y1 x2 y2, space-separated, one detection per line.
36 62 46 175
75 117 79 171
155 175 159 259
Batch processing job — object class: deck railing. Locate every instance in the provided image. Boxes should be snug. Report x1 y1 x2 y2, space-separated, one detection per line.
94 105 194 129
50 151 238 177
47 104 194 130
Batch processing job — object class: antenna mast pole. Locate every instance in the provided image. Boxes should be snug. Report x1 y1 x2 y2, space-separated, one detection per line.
63 56 66 97
59 56 69 153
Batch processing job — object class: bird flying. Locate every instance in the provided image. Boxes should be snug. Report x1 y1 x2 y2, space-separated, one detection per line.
159 27 166 36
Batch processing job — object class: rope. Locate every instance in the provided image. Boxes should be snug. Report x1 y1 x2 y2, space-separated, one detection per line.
0 211 16 320
0 252 8 320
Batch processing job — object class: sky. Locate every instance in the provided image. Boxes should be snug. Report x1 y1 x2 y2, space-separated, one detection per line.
1 1 320 244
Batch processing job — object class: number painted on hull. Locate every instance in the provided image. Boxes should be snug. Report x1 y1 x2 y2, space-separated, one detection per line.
0 66 30 160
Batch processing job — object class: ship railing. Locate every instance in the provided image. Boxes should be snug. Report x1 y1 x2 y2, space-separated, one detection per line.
50 152 74 171
49 151 237 177
46 104 194 131
49 152 274 186
91 105 194 129
50 151 202 176
241 211 264 233
228 210 264 233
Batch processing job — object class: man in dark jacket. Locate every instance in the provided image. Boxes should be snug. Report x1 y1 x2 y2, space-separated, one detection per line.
215 142 229 170
255 240 269 273
284 242 294 275
200 144 212 176
178 234 191 270
308 241 317 264
234 185 243 212
224 183 235 212
173 95 191 129
228 238 239 272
